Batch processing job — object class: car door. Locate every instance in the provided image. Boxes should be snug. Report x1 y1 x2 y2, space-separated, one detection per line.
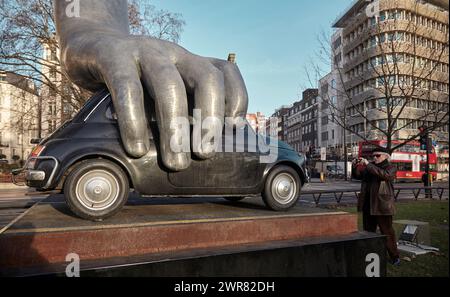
167 125 263 191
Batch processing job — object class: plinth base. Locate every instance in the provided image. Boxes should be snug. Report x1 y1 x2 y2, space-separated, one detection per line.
0 196 382 276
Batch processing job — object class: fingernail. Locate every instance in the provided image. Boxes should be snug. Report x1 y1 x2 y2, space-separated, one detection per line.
129 141 149 158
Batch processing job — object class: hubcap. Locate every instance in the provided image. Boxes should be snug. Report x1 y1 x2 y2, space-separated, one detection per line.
271 173 297 205
75 170 120 211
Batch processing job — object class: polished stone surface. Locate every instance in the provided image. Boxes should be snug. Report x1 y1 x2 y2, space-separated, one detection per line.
0 195 358 274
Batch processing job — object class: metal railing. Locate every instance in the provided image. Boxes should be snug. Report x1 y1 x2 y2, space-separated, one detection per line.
302 185 449 206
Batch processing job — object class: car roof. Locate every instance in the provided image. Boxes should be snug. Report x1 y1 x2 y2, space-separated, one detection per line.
73 89 159 124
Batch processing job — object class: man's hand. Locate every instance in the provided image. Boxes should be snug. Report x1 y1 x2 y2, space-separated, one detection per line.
53 0 248 171
359 158 369 166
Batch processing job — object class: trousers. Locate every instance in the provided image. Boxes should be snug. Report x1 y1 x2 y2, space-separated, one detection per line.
363 200 400 261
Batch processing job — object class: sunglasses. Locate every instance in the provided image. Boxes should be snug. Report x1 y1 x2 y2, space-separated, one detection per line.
372 154 383 158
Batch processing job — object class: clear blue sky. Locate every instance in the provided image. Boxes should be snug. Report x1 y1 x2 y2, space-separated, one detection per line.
151 0 354 116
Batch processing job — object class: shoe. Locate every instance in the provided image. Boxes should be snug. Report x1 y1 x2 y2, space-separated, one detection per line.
392 258 401 266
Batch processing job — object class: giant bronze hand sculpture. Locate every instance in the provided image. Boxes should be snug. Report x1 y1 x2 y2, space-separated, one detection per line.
53 0 248 171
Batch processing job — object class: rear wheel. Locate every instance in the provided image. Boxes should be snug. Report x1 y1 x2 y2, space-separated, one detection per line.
262 165 301 211
64 159 129 221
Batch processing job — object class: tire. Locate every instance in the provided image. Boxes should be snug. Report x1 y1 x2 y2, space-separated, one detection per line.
262 165 301 211
64 159 129 221
224 197 245 202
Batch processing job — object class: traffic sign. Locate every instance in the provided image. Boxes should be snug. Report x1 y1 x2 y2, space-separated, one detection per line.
320 147 327 161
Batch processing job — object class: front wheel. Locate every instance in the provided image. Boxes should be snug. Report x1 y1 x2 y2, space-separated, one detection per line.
64 159 129 221
262 165 301 211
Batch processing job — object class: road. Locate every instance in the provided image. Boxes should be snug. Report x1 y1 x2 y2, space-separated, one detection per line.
0 187 47 229
0 181 448 229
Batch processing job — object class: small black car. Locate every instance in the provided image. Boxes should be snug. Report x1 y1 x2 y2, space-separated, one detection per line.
13 90 309 221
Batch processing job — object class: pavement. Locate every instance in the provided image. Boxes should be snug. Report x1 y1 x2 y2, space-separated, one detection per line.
0 186 47 229
0 183 24 190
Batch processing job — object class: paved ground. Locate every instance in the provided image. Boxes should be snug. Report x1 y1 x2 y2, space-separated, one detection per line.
0 181 448 229
0 187 47 229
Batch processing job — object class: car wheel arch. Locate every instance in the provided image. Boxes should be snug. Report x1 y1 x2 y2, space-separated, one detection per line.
264 161 306 186
56 154 134 191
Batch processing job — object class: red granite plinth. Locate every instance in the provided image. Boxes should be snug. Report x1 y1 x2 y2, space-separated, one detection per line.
0 200 357 272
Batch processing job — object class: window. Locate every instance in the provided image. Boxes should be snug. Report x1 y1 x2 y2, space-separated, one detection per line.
49 68 57 79
50 48 57 61
334 53 342 65
331 96 337 105
394 162 413 172
331 79 336 89
333 37 342 50
388 32 395 42
388 11 396 20
406 98 416 108
392 97 404 107
105 104 118 120
417 100 427 109
429 100 437 110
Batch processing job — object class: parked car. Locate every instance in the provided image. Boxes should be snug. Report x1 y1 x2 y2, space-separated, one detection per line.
326 165 344 175
13 90 309 221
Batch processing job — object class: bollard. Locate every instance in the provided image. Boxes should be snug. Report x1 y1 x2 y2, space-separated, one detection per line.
320 172 325 183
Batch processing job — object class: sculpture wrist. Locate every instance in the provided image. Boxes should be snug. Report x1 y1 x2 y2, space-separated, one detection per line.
53 0 130 46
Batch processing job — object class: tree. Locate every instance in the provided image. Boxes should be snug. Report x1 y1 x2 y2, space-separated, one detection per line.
0 0 186 136
305 0 449 154
128 0 186 43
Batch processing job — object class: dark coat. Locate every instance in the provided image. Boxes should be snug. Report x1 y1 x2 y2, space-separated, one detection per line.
352 160 397 216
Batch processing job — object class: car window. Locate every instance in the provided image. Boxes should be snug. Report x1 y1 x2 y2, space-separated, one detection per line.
105 103 118 121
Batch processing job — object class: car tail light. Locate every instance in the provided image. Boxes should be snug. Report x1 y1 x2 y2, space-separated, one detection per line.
27 145 45 169
30 145 45 158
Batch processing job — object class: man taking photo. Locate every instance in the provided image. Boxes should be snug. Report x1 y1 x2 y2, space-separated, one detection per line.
352 147 401 266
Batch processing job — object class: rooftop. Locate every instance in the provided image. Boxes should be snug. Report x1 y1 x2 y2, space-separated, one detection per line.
0 71 38 95
333 0 449 28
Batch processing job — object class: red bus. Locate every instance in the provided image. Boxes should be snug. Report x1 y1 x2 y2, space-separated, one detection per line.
358 140 437 182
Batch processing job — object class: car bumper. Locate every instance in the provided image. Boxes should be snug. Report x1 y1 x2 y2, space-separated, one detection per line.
12 156 59 189
25 170 46 181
